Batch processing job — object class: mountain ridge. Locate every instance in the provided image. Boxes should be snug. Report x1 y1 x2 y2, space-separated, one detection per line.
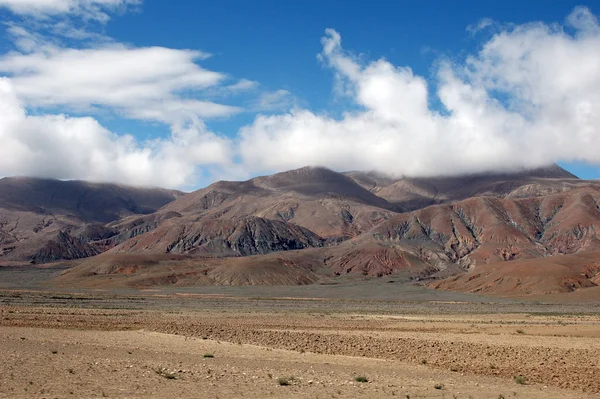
4 164 600 298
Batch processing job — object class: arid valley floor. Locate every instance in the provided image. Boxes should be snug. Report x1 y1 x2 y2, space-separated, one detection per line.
1 271 600 399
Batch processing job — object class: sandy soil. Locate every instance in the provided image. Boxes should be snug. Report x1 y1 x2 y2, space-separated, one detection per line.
1 295 600 398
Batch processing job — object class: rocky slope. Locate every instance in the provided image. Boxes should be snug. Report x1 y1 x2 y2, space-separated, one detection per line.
53 165 600 296
369 185 600 267
5 165 600 297
430 251 600 296
0 177 181 263
346 164 580 211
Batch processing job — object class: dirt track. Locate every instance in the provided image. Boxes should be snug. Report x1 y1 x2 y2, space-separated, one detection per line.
1 292 600 398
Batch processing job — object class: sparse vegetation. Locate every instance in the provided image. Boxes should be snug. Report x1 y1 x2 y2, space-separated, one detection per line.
516 329 525 334
514 375 527 385
203 353 214 358
277 376 295 386
354 376 369 383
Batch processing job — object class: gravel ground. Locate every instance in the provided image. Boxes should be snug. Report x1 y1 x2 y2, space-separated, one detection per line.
1 293 600 397
2 326 595 399
1 266 600 398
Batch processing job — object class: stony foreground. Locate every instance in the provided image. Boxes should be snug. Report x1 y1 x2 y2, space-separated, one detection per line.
1 293 599 398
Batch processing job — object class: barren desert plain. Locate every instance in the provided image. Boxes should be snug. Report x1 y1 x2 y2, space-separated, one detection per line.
1 268 600 399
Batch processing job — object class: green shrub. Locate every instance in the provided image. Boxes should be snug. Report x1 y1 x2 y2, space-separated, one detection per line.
514 375 527 385
277 376 295 386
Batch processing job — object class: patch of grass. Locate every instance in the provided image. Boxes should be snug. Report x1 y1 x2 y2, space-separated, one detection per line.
203 353 214 358
277 376 295 386
514 375 527 385
354 376 369 383
434 383 444 390
516 329 525 334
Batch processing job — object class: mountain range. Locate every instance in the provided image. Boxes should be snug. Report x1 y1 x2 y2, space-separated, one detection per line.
2 165 600 298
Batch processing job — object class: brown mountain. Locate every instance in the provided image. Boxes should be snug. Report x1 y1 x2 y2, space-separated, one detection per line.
345 164 580 211
100 166 398 258
4 165 600 298
50 164 600 299
0 177 182 264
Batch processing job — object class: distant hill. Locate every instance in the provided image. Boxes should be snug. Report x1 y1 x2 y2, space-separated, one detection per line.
0 177 182 263
0 177 182 223
345 164 580 211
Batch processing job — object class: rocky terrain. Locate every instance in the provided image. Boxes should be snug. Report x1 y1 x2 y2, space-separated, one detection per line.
3 165 600 298
1 296 599 397
0 177 181 264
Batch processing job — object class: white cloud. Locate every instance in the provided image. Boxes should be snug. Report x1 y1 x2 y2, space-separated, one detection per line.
466 18 495 34
239 8 600 178
0 78 233 188
2 6 600 189
254 89 295 112
0 45 242 124
0 0 140 22
225 79 258 93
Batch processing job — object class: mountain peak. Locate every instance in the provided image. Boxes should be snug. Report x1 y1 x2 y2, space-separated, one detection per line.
253 166 343 188
521 164 578 179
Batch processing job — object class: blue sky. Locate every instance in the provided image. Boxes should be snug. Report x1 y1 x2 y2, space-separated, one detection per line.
0 0 599 189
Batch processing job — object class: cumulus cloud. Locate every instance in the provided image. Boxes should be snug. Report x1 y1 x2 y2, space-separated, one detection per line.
0 45 242 124
0 1 279 189
0 78 233 188
0 0 139 22
2 6 600 189
239 8 600 177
